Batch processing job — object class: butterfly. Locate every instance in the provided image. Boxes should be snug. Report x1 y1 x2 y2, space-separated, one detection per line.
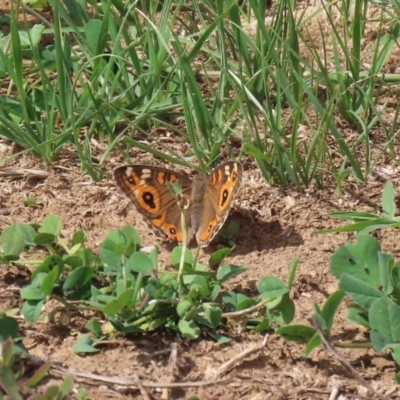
113 161 243 247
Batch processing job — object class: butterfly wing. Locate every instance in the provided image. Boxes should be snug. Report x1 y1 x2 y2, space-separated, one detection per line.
194 161 242 246
114 165 192 242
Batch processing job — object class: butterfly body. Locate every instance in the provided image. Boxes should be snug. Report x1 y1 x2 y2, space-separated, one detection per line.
114 161 242 247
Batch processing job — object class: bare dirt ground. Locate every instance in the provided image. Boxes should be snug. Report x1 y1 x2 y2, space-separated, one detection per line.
2 1 400 399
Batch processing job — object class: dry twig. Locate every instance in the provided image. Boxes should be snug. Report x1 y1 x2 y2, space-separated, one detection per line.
310 314 389 400
134 374 152 400
28 355 228 389
161 343 179 400
0 168 49 178
205 335 268 381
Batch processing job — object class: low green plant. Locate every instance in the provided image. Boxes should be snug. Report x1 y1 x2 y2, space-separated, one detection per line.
278 181 400 382
280 233 400 382
0 317 75 399
318 181 398 235
0 215 298 350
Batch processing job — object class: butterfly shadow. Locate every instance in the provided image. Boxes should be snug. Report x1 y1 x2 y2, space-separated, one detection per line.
202 211 304 256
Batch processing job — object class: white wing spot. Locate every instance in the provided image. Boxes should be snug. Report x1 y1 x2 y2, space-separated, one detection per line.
140 169 152 179
126 167 133 176
224 165 231 182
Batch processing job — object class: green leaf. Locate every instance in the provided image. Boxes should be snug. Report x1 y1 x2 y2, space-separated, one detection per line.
148 246 159 271
0 253 19 262
269 294 295 325
188 276 209 300
99 229 125 268
0 316 19 339
378 252 394 295
369 297 400 342
216 264 246 283
21 299 44 323
32 255 63 281
237 297 256 311
222 292 254 311
72 335 99 354
330 211 380 221
243 142 270 160
0 223 35 256
390 264 400 287
287 258 299 289
389 344 400 368
58 374 73 397
103 288 134 315
77 248 95 266
39 215 62 237
222 291 238 310
330 235 382 285
360 222 400 235
21 274 46 300
119 225 141 256
118 288 135 309
258 276 289 299
138 316 168 331
382 181 396 217
254 317 270 332
210 284 221 301
177 300 192 318
85 318 103 338
33 232 56 245
206 306 222 329
171 246 193 269
321 290 346 330
2 338 14 365
45 386 60 397
318 217 393 234
77 388 88 400
64 256 83 268
347 306 370 328
63 266 95 295
208 247 232 270
276 325 316 342
305 333 321 355
313 304 327 332
339 274 383 309
208 333 231 343
24 362 51 388
19 24 45 47
0 365 23 400
84 19 103 53
126 252 154 274
159 272 175 285
178 320 200 340
71 230 86 247
0 317 27 355
371 330 393 352
40 260 64 296
20 224 38 245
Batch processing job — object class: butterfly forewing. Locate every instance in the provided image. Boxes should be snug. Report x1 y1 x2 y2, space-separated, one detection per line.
113 165 192 242
195 161 243 246
114 166 189 214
